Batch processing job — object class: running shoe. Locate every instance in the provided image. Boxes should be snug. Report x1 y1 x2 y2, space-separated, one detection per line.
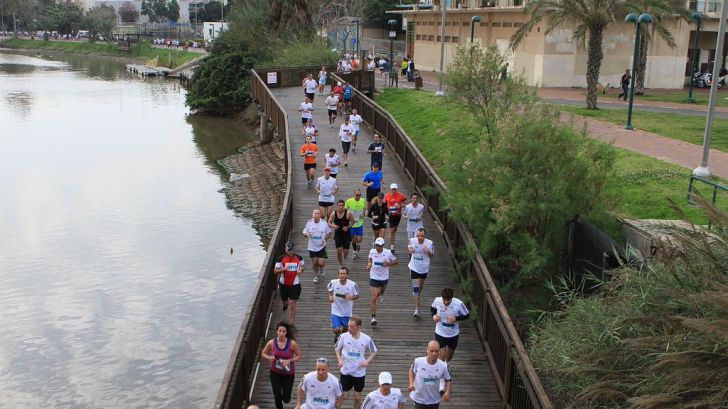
412 308 419 318
313 276 319 284
377 295 383 305
370 316 377 326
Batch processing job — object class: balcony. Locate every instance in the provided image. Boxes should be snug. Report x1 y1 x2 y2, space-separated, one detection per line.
688 0 721 13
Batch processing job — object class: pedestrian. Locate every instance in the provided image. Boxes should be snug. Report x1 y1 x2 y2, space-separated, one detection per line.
303 73 318 101
303 118 318 142
362 372 406 409
349 108 363 152
403 193 425 240
408 340 452 409
328 200 355 265
400 58 408 79
325 90 339 128
345 189 367 259
316 167 338 220
335 316 378 409
300 135 319 187
327 266 360 344
367 237 397 326
343 82 354 113
408 228 434 319
368 192 388 241
383 183 406 254
332 81 345 115
318 66 328 96
325 148 341 178
618 68 631 101
295 357 343 409
303 209 332 284
499 62 509 83
367 134 385 170
274 241 305 324
261 321 302 409
362 163 384 211
299 96 314 133
431 287 469 364
339 116 355 167
407 58 415 82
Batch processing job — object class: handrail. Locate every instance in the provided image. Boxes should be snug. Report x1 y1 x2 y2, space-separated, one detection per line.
213 69 294 409
331 73 553 409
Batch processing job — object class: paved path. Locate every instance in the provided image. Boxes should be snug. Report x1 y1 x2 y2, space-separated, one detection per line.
248 87 502 408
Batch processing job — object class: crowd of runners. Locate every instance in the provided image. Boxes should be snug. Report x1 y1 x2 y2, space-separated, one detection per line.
254 73 470 409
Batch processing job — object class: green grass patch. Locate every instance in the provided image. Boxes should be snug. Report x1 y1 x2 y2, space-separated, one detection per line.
636 89 728 107
0 38 200 68
560 105 728 152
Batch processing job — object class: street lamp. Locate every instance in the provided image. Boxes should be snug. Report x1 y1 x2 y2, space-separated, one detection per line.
388 19 397 87
435 0 448 96
470 15 481 44
687 12 702 103
624 13 653 130
352 19 359 55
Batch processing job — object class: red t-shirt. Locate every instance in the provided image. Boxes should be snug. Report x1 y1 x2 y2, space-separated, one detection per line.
332 85 344 99
384 191 407 216
276 254 304 286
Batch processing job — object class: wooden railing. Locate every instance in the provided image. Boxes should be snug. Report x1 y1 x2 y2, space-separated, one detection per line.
253 64 376 93
333 73 554 409
213 69 294 409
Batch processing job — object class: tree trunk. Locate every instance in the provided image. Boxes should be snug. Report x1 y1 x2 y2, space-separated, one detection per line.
636 33 648 94
585 26 604 109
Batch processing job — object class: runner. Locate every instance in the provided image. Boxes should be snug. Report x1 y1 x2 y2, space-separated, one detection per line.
362 372 406 409
408 340 452 409
339 116 355 167
300 136 318 187
295 357 343 409
431 287 469 363
349 108 363 152
273 241 305 324
327 266 360 344
335 316 378 409
332 81 345 115
328 200 355 265
325 90 339 128
383 183 406 253
403 193 425 240
303 209 332 284
366 237 397 326
316 168 338 220
407 228 434 319
261 321 302 409
362 163 384 211
318 66 328 96
345 189 367 259
368 192 388 241
298 96 314 133
303 118 318 143
325 148 341 178
367 134 385 170
343 81 354 113
302 73 318 101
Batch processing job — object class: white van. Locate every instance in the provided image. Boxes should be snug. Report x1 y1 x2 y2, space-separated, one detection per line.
77 30 90 39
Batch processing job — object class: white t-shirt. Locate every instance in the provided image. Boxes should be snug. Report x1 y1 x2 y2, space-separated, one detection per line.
362 388 406 409
368 249 396 281
349 114 363 132
300 372 342 409
327 279 359 317
407 238 434 274
305 79 318 93
404 203 425 233
325 154 341 175
317 176 338 203
409 357 451 405
300 102 313 119
303 219 331 251
367 60 376 70
325 95 339 110
335 331 377 377
304 125 317 140
431 296 469 338
339 123 354 142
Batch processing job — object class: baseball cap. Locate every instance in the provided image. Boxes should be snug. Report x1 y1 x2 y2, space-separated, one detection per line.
390 183 398 190
324 167 331 171
378 372 393 385
377 191 384 198
337 81 342 86
374 237 385 246
285 241 295 251
372 162 380 168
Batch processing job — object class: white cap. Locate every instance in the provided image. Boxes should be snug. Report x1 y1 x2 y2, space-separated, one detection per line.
378 372 393 385
374 237 385 246
337 81 342 86
390 183 398 190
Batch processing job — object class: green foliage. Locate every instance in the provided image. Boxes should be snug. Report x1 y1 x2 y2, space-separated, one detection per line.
194 1 223 22
84 5 116 42
529 200 728 408
141 0 168 23
363 0 415 26
167 0 180 23
119 2 140 23
38 2 83 34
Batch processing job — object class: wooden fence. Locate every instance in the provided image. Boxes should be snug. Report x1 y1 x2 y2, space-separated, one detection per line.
254 64 375 93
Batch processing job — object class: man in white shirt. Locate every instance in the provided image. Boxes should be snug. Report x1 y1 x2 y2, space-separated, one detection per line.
327 266 360 344
366 237 397 326
325 91 339 128
408 341 452 409
339 117 355 167
349 109 363 152
299 97 314 132
335 316 378 409
303 73 318 101
431 287 469 364
303 209 332 284
325 149 341 179
407 228 434 319
295 357 343 409
316 167 339 219
362 372 406 409
403 193 425 240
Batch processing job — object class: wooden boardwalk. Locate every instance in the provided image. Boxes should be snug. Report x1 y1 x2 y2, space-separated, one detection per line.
248 86 501 408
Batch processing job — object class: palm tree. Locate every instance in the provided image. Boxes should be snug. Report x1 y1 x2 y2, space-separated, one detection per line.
510 0 628 109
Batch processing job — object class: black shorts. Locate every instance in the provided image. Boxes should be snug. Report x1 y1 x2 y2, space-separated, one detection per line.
309 248 328 259
328 109 337 118
301 117 310 124
435 333 459 350
279 283 301 301
304 163 316 171
341 141 351 154
370 278 389 288
318 201 334 208
389 214 402 227
414 403 440 409
330 173 338 179
305 92 315 101
334 234 351 249
340 374 365 392
411 270 428 279
365 188 380 203
372 222 387 231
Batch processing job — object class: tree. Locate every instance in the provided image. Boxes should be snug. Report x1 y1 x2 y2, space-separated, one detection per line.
311 0 364 52
119 1 140 23
511 0 628 109
166 0 179 23
38 2 82 34
141 0 168 23
269 0 313 37
362 0 415 26
85 4 116 41
197 0 222 22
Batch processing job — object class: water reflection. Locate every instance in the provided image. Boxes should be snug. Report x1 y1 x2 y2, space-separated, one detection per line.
187 114 254 179
4 91 33 116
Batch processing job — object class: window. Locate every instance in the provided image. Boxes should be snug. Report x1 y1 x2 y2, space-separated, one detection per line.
503 22 513 27
492 22 502 27
480 22 489 27
451 36 459 43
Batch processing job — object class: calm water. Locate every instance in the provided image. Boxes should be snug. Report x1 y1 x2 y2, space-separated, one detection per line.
0 49 263 408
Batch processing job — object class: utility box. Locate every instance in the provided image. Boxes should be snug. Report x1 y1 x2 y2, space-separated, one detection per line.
415 76 423 90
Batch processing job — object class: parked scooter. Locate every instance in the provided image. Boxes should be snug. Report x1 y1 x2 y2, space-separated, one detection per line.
693 70 722 89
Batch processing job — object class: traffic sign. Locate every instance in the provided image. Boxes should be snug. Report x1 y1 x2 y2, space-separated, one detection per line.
352 38 357 45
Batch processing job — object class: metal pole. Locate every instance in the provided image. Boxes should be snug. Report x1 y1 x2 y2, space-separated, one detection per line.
625 22 641 130
470 15 481 44
355 19 359 55
687 13 702 103
436 0 447 96
693 0 728 177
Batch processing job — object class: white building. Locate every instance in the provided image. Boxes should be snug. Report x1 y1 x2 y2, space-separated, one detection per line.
203 21 227 42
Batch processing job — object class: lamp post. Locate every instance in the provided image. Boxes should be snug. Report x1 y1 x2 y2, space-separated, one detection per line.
624 13 653 130
687 12 702 103
352 19 359 55
388 19 397 87
470 15 481 44
435 0 447 96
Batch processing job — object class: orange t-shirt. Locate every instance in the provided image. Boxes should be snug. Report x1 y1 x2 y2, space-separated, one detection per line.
384 191 407 216
300 143 318 164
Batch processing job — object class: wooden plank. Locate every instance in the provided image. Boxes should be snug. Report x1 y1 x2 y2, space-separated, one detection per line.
247 87 502 408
